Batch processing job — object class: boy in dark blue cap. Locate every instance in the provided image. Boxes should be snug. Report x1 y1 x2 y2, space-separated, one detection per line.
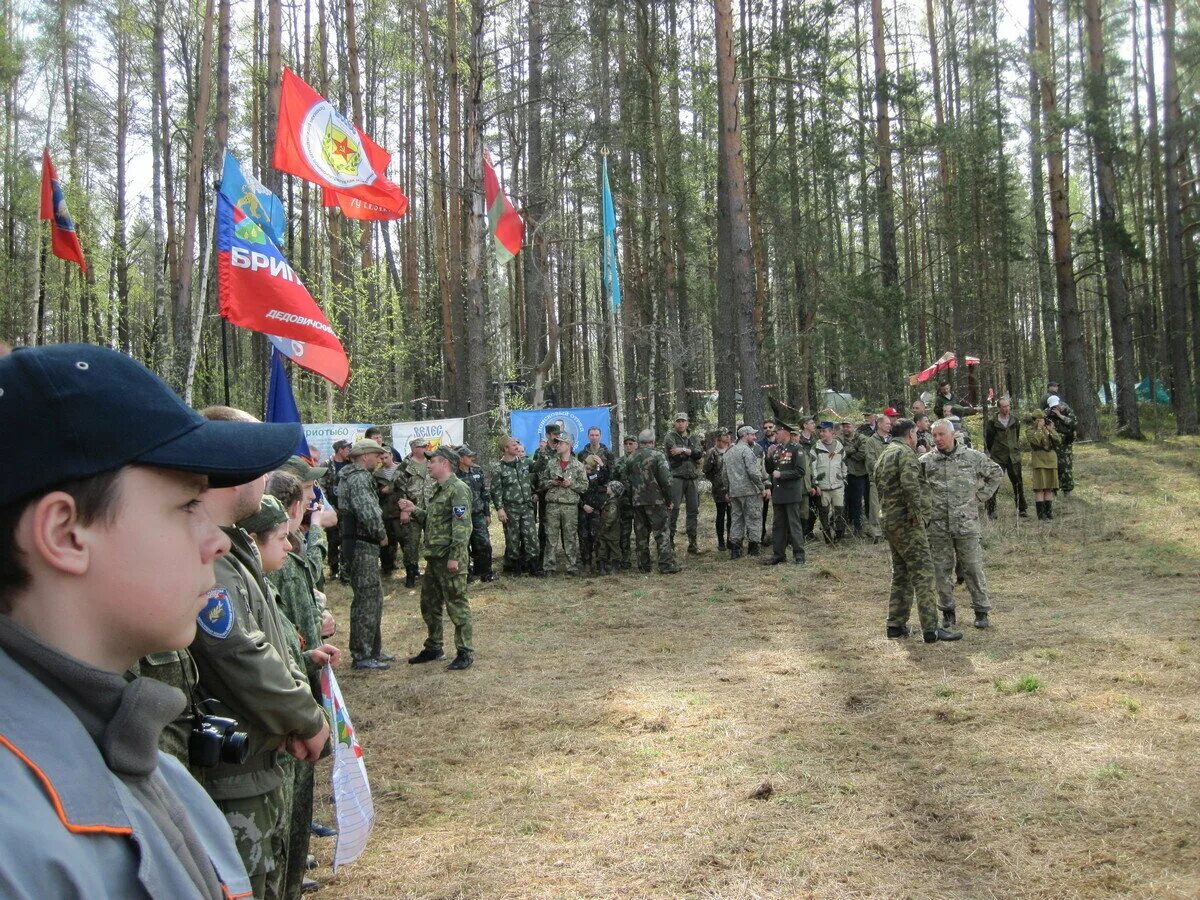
0 344 305 898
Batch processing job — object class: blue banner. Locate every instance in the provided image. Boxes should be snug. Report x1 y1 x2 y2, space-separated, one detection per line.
266 349 312 458
601 157 621 308
510 407 612 456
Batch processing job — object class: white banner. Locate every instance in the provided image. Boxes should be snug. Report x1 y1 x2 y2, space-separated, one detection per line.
302 423 373 463
391 418 464 453
320 665 374 872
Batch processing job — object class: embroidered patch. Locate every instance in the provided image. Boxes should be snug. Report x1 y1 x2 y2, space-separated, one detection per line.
452 505 468 520
197 588 235 639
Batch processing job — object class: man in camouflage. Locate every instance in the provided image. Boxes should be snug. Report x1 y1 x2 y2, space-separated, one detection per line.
724 425 768 558
400 446 475 670
530 423 564 567
921 419 1003 629
595 480 625 573
610 435 639 569
626 429 682 574
492 435 541 576
664 412 704 553
375 446 406 575
339 439 390 670
703 428 733 551
539 434 588 575
398 437 436 587
873 418 962 644
320 439 352 582
841 421 870 536
456 445 494 582
1046 395 1077 494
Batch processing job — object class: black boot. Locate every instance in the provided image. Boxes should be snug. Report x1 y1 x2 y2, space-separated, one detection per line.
923 627 963 643
687 536 701 555
1045 500 1053 520
761 555 785 566
446 650 474 671
729 541 742 560
747 541 760 557
408 647 445 664
974 610 990 629
886 624 911 639
404 565 418 588
942 609 956 628
717 536 727 551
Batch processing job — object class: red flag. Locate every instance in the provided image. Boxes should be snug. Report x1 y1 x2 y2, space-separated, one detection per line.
39 149 87 272
482 150 523 263
216 193 350 387
320 187 407 221
273 68 407 217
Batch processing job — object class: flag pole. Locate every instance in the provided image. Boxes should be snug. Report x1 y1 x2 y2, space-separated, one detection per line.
600 149 624 451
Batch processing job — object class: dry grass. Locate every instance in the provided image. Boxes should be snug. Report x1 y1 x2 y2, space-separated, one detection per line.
311 436 1200 899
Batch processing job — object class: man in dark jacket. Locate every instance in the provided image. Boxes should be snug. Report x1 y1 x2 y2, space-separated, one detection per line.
984 397 1028 518
762 422 814 566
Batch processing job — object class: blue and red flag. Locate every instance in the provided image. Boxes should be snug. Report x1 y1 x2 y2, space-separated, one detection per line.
40 149 87 272
216 192 350 387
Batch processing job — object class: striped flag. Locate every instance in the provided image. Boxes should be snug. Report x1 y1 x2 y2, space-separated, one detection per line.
482 150 523 264
320 665 375 871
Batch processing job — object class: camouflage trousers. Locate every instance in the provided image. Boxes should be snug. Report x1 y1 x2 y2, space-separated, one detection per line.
1057 444 1075 493
217 785 290 900
398 518 423 568
579 508 601 567
469 512 493 577
596 516 622 565
421 556 473 652
543 502 581 574
348 542 384 662
816 488 847 540
283 757 314 900
633 504 679 572
668 477 700 541
928 527 991 613
500 504 539 571
728 494 763 546
619 498 634 565
381 517 402 573
883 524 939 633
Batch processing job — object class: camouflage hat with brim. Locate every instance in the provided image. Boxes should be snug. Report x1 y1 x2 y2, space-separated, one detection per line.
280 454 327 482
458 445 476 458
432 445 460 465
674 412 689 422
622 435 638 444
409 436 431 448
608 480 626 497
237 494 289 536
350 439 387 457
736 425 757 438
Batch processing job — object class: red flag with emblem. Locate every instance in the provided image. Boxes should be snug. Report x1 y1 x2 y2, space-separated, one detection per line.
40 149 87 272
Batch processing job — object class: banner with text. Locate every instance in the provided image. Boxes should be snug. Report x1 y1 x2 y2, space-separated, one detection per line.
303 423 374 462
391 418 464 453
509 407 612 455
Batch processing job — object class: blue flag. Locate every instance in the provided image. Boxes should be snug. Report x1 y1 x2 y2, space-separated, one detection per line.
266 349 312 458
221 151 287 246
510 408 612 458
601 158 621 309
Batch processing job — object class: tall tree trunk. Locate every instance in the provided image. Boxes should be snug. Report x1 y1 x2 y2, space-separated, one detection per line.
112 1 130 354
1028 0 1060 386
525 0 552 406
463 0 488 449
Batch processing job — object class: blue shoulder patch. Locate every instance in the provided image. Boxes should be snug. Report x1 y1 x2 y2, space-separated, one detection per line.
197 588 235 639
452 505 468 520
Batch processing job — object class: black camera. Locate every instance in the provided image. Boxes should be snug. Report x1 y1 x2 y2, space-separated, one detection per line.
188 712 250 768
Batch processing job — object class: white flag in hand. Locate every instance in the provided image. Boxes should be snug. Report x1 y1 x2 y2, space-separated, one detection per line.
320 665 375 871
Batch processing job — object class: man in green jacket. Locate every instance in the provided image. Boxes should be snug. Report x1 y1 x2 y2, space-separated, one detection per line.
539 435 588 575
984 397 1028 518
339 439 390 671
664 412 704 554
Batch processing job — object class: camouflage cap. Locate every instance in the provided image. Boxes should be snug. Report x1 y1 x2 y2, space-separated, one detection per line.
458 444 476 458
638 428 656 443
409 436 431 447
332 439 352 451
736 425 757 438
716 426 732 436
622 434 638 444
236 494 289 536
674 411 689 422
555 433 575 446
432 445 460 465
279 454 327 482
607 480 626 497
349 438 386 457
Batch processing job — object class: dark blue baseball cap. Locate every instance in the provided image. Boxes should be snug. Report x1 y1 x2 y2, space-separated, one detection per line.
0 343 303 504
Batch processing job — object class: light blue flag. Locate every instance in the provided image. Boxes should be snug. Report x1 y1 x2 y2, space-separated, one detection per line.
510 407 612 457
220 151 287 246
601 158 621 309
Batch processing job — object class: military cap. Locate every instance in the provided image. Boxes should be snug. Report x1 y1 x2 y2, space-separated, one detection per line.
279 454 327 482
819 421 835 430
608 480 626 497
674 411 689 422
716 426 731 436
0 343 300 505
332 439 352 451
458 444 476 458
773 418 789 431
776 421 797 434
349 438 386 457
236 494 289 536
432 445 460 464
883 407 899 417
555 433 574 446
622 434 638 444
544 423 562 434
736 425 757 438
638 428 656 443
409 436 430 447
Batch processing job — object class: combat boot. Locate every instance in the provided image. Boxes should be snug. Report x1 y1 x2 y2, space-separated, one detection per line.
408 647 446 664
942 609 956 628
974 611 990 629
747 541 760 557
1044 501 1053 519
687 536 701 555
923 627 963 643
446 651 474 671
404 565 418 588
729 541 742 560
886 624 911 639
761 556 785 566
597 561 609 575
352 658 389 670
717 536 727 551
660 561 682 574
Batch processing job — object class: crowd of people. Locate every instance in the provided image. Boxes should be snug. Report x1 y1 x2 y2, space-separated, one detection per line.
0 341 1082 899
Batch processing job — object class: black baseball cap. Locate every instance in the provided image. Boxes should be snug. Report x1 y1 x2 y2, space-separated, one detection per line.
0 343 302 504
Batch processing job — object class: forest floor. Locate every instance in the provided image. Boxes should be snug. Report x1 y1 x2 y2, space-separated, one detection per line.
314 436 1200 899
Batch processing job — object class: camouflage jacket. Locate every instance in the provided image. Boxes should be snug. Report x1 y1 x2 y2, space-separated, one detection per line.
810 440 847 491
919 445 1003 535
723 442 766 498
491 457 535 511
873 441 931 531
581 465 611 511
338 463 386 543
577 442 615 470
598 496 622 536
320 459 351 504
530 445 559 494
540 456 588 505
399 456 436 505
702 446 730 502
456 464 491 516
412 476 472 563
267 552 323 675
611 455 635 505
663 430 704 479
374 465 407 519
625 447 673 507
1048 404 1077 444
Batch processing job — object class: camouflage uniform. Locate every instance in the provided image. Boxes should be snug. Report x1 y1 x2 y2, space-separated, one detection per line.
723 440 766 550
873 442 938 633
703 443 731 550
1050 403 1077 493
663 428 704 547
412 476 474 653
577 441 615 469
539 455 588 574
491 456 539 574
842 429 870 534
375 463 406 574
920 445 1003 615
595 483 625 570
339 462 387 663
133 649 200 772
862 433 886 538
626 445 681 573
578 461 610 570
320 459 351 580
456 463 494 579
611 451 637 567
530 441 560 563
399 454 436 581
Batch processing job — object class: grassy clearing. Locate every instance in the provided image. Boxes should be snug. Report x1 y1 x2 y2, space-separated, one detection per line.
312 436 1200 899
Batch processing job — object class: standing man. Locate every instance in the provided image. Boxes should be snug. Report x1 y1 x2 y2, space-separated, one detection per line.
797 417 819 538
762 422 813 566
339 439 390 671
810 422 847 543
627 430 682 574
320 439 352 582
398 437 435 587
530 423 564 568
874 418 962 644
492 435 541 576
984 397 1028 518
724 425 769 558
703 428 732 551
921 419 1004 629
664 412 704 554
375 446 406 575
1045 395 1077 494
400 446 475 670
577 425 615 469
841 420 869 537
611 434 640 570
455 446 495 582
539 434 587 575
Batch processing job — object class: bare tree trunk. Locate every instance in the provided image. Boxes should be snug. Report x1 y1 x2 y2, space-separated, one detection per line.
463 0 488 449
112 0 131 354
1028 0 1060 386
